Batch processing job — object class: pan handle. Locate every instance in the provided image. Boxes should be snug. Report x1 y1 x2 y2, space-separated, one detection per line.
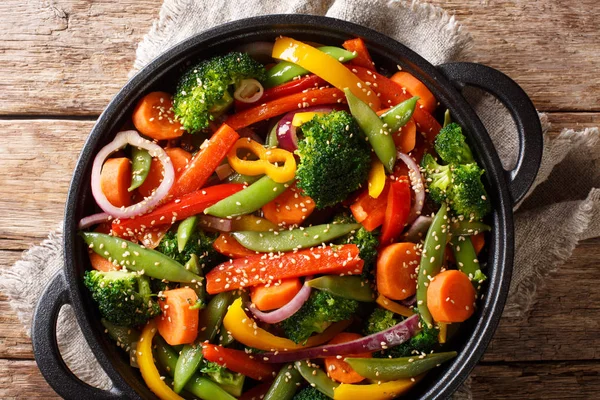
31 272 124 399
437 62 543 204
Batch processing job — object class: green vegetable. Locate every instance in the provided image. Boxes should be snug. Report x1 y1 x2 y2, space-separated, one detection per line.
265 46 356 88
226 172 262 185
200 360 245 397
266 121 280 148
417 203 449 328
264 364 302 400
443 109 452 128
155 229 221 268
344 88 397 172
205 176 291 217
434 122 475 165
379 96 419 133
153 336 236 400
83 232 201 283
184 254 206 304
100 318 139 351
451 235 487 290
128 147 152 192
334 212 379 276
294 361 338 398
280 290 358 344
173 52 266 133
295 110 371 209
231 223 360 252
420 153 452 204
345 351 457 381
177 216 198 253
84 271 159 327
364 308 400 336
306 276 374 302
451 220 491 236
293 386 330 400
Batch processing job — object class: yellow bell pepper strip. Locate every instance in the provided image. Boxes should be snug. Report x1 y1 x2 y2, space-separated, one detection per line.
138 320 184 400
376 294 415 318
227 138 297 183
291 111 325 127
367 159 386 198
272 37 381 110
333 377 419 400
230 214 278 232
438 322 448 344
223 298 351 351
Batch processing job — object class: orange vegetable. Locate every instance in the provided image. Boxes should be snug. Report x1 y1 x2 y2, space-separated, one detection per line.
100 157 132 208
325 333 371 384
156 288 199 346
376 242 420 301
426 270 477 323
390 72 437 113
445 233 485 264
133 224 171 249
132 91 184 140
138 147 192 198
250 278 302 311
393 118 417 153
350 184 390 232
376 294 415 318
88 252 117 272
169 123 239 199
262 184 316 226
342 38 375 70
213 233 258 258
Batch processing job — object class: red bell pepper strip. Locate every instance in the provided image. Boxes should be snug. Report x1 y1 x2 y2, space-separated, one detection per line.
343 38 375 70
235 74 327 111
350 184 390 232
238 382 272 400
225 87 344 130
112 183 243 237
202 344 278 381
206 244 363 294
168 123 239 199
380 178 412 246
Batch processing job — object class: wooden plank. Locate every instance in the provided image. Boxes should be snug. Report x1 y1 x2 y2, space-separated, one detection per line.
1 0 599 115
0 360 59 399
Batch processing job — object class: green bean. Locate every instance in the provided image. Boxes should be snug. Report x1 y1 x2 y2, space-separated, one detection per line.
295 360 339 398
100 318 139 351
416 203 449 328
451 235 487 290
380 96 419 133
306 276 374 302
450 220 491 236
177 216 197 252
82 232 201 283
345 88 397 172
264 363 302 400
128 147 152 191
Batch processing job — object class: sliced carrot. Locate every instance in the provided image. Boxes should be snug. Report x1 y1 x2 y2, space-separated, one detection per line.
390 72 437 113
132 91 184 140
88 252 117 272
213 233 258 258
156 287 199 346
343 38 375 70
250 278 302 311
137 147 192 198
324 332 371 384
100 157 132 208
393 118 417 153
169 124 239 199
376 242 420 301
427 269 477 323
262 184 316 226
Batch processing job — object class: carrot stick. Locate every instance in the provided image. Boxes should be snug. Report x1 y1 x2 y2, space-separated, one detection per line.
376 242 420 300
100 157 132 208
350 184 390 231
390 72 437 113
324 332 371 384
262 184 316 226
250 278 302 311
132 91 184 140
206 245 363 294
342 38 375 70
426 270 477 323
213 233 258 258
138 147 192 198
156 287 199 346
88 252 117 272
393 118 417 153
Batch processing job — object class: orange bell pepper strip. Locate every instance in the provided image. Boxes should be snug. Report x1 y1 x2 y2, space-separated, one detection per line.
342 38 375 70
379 178 412 246
333 376 419 400
227 138 296 183
212 233 259 258
390 71 437 113
376 294 415 318
350 184 390 232
272 37 380 110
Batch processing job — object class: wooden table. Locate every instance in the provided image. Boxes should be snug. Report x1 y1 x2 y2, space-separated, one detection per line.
1 0 598 398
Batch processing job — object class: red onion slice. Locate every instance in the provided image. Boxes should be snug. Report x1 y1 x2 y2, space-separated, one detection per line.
261 314 420 363
397 152 426 224
91 130 175 219
215 164 234 181
276 106 342 152
246 278 312 324
403 215 433 243
197 215 234 232
78 212 111 230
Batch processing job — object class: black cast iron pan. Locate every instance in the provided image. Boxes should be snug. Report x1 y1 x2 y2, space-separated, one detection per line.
31 14 542 399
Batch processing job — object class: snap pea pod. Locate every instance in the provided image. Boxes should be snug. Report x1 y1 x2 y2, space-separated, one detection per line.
231 223 360 252
264 364 302 400
218 330 235 347
173 291 235 393
266 121 280 148
100 318 139 351
295 360 339 398
345 88 397 172
345 351 457 381
450 220 491 236
82 232 201 283
184 254 206 303
205 176 291 218
306 275 374 302
380 96 419 133
177 216 197 253
128 147 152 191
226 172 262 185
451 235 487 289
154 336 236 400
416 203 449 328
265 46 357 88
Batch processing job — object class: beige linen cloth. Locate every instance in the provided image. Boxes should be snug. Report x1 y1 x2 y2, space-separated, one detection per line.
1 0 598 397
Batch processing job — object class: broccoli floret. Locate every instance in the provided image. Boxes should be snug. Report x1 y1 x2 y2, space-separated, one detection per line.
293 387 330 400
156 229 221 268
434 123 475 165
334 212 379 276
173 52 266 132
296 111 371 209
200 361 245 397
421 153 452 203
84 270 160 327
448 163 491 221
364 308 399 335
280 290 358 344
